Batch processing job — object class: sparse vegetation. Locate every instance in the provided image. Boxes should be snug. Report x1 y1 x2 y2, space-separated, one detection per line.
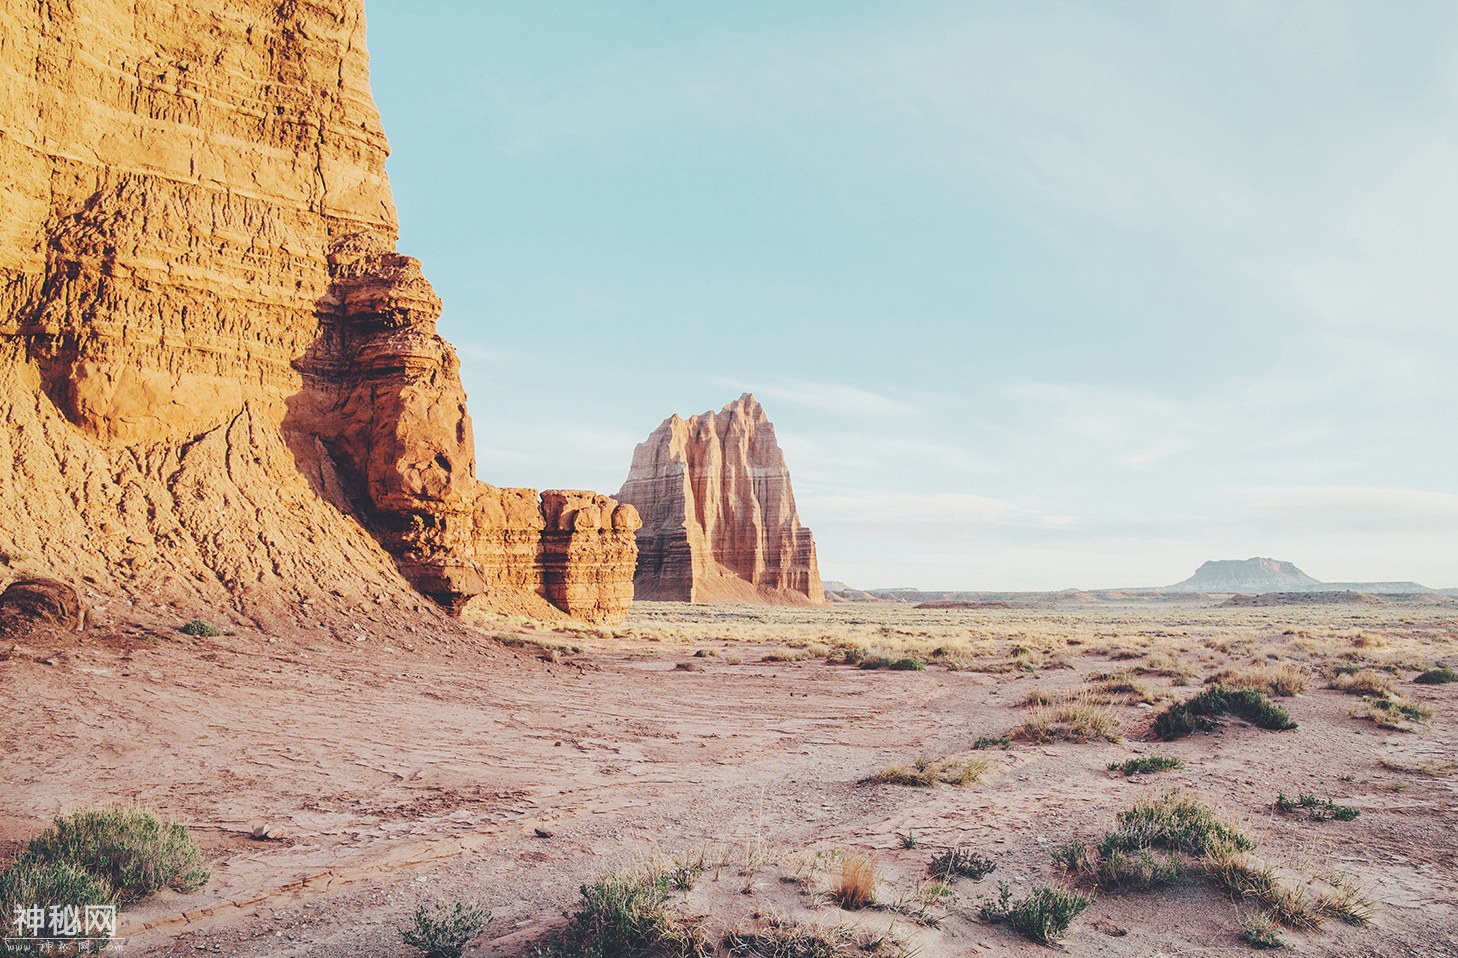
972 735 1012 750
401 901 489 958
1014 697 1123 744
179 618 223 638
978 881 1094 945
725 917 907 958
1329 669 1394 699
1052 838 1182 891
17 806 209 903
1274 792 1359 822
1152 685 1296 740
1108 755 1184 777
1240 912 1287 949
1207 664 1308 697
530 871 706 958
928 847 995 882
1354 696 1432 731
863 755 989 787
1414 664 1458 684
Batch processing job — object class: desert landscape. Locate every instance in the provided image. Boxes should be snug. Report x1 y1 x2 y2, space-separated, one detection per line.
5 598 1458 956
3 1 1457 956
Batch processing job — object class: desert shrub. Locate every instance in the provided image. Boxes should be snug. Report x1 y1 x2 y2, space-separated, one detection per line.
725 917 902 958
973 736 1011 750
888 657 925 671
0 860 115 955
1414 665 1458 685
978 881 1093 945
1153 686 1295 740
178 619 223 638
1240 912 1287 949
1014 698 1122 744
832 855 876 910
401 901 489 958
1108 755 1184 777
863 756 988 787
531 872 703 958
1053 838 1181 891
1353 697 1432 731
1207 665 1307 697
1106 791 1252 857
1329 669 1394 699
928 847 995 882
1274 792 1359 822
19 806 209 902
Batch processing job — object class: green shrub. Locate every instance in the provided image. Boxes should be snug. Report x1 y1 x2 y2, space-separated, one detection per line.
928 847 995 882
531 872 702 958
1105 791 1252 857
19 806 209 902
973 736 1012 750
179 619 223 638
1153 685 1295 741
1414 665 1458 685
1108 755 1184 777
1274 792 1359 822
1052 838 1181 891
889 657 925 671
0 860 115 955
401 901 489 958
978 881 1094 945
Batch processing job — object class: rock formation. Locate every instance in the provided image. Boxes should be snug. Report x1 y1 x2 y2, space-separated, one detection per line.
617 394 823 605
0 0 637 625
1164 558 1435 596
1163 558 1321 594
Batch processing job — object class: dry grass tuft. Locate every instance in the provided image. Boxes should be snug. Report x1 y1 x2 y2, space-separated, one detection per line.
832 855 876 910
863 755 990 787
1207 664 1308 697
1014 697 1123 744
1329 669 1395 699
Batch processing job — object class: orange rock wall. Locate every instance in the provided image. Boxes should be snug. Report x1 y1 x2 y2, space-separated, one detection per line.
0 0 636 624
617 394 823 606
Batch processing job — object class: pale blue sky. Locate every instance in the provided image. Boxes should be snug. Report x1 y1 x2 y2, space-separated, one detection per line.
367 1 1458 590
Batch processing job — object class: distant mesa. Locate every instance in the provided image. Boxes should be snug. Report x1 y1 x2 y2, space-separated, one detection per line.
1162 557 1435 596
1164 558 1320 594
616 394 824 606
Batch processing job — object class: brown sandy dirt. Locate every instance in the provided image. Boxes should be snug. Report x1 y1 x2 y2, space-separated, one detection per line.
3 599 1456 957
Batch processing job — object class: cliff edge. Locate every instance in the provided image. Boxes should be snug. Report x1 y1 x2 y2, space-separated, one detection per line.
0 0 637 626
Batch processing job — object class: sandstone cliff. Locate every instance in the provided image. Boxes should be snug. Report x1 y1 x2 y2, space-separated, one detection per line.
0 0 637 626
617 394 823 605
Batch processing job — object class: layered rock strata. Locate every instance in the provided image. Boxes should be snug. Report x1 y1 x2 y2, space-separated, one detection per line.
617 394 823 605
0 0 636 625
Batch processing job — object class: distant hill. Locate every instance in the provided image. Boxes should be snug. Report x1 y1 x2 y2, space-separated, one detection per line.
1164 558 1320 593
1163 558 1434 595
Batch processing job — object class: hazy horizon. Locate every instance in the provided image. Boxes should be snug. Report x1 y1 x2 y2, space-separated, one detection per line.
367 1 1458 591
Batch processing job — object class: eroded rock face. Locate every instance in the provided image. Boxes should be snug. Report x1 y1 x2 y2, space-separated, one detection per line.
617 394 823 606
0 0 636 625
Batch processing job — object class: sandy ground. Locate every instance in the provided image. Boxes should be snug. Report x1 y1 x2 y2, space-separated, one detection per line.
3 599 1456 957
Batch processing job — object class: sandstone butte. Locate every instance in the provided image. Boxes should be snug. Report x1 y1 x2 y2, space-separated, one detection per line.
0 0 640 627
617 394 824 606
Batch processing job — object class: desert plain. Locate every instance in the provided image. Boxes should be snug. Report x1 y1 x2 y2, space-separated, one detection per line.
4 597 1455 957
